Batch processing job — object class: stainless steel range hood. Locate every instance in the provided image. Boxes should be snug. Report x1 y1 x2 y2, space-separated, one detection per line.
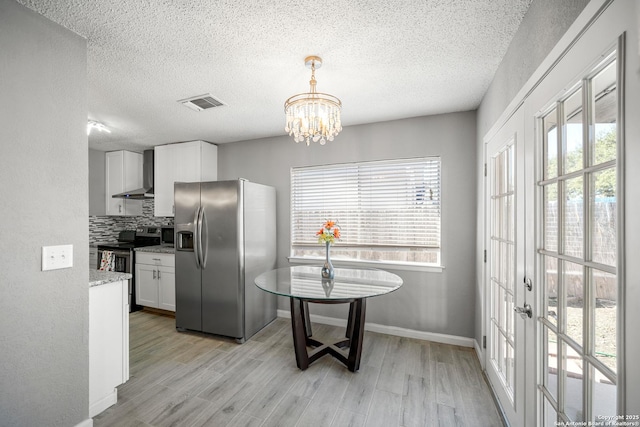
112 149 154 199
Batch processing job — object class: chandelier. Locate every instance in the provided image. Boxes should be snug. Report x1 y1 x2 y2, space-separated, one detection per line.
284 56 342 146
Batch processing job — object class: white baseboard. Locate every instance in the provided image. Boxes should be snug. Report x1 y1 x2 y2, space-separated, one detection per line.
276 309 474 348
89 388 117 419
474 339 485 369
75 419 93 427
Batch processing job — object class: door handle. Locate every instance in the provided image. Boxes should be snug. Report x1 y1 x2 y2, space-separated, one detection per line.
514 303 532 319
197 207 205 268
193 207 201 269
157 269 161 279
153 270 156 279
200 208 208 269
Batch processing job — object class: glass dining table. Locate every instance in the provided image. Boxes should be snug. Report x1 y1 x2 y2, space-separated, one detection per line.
254 265 403 372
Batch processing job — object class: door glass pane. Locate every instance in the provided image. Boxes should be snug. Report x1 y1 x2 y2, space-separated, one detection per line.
493 198 500 240
500 241 509 288
507 193 514 242
506 290 514 341
499 285 506 332
591 168 616 266
592 365 617 422
563 176 583 258
491 240 500 284
498 328 505 374
545 327 559 401
491 279 500 323
544 397 558 427
495 152 504 195
506 341 514 396
564 89 583 174
505 241 514 292
593 268 617 373
496 197 503 240
493 322 500 365
564 342 584 421
564 261 584 348
545 256 558 326
544 109 558 179
592 62 617 166
544 183 558 252
507 145 515 192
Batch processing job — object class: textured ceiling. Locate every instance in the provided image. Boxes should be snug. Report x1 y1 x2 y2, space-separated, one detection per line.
19 0 532 151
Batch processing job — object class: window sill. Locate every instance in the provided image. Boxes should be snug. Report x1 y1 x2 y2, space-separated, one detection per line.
287 256 445 273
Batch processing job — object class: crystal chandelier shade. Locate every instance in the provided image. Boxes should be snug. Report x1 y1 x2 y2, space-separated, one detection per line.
284 56 342 146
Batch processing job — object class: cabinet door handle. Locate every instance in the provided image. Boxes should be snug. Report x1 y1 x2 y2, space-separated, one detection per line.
119 204 122 213
153 270 156 279
157 270 161 279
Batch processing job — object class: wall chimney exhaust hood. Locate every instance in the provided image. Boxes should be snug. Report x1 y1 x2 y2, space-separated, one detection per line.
112 149 154 199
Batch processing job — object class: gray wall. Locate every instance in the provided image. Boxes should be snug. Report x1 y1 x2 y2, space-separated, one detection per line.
219 112 478 338
0 1 89 425
477 0 590 138
89 148 106 215
474 0 589 346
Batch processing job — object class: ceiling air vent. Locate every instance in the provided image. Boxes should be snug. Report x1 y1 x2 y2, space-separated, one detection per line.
178 93 225 112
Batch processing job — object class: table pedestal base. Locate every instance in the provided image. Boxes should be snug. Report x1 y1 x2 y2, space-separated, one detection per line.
290 297 366 372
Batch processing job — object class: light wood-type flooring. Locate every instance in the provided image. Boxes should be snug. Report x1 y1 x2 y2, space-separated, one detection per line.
94 310 504 427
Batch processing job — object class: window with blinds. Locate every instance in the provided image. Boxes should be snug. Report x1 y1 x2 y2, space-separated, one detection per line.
290 157 441 266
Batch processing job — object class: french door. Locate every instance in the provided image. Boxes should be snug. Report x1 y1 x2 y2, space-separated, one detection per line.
485 106 534 426
536 48 620 425
485 38 623 427
482 0 639 421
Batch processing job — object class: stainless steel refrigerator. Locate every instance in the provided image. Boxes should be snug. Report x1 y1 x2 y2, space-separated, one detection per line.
174 179 277 342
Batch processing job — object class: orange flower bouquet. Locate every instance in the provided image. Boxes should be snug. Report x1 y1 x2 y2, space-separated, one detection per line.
316 220 341 244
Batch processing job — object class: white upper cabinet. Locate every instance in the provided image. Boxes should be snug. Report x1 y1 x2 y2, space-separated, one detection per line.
154 141 217 217
105 150 143 216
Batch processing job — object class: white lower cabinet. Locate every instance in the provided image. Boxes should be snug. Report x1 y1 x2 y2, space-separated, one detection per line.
89 279 129 418
135 252 175 311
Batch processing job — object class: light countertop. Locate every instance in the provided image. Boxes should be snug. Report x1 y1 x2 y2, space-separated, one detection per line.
89 270 132 287
135 245 175 254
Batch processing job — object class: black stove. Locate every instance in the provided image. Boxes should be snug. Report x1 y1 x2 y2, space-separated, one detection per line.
98 227 161 251
98 242 138 250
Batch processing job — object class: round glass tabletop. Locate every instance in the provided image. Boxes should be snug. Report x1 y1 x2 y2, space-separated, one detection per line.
254 265 403 302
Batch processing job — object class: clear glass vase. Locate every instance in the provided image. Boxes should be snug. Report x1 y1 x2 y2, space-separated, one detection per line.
321 241 335 279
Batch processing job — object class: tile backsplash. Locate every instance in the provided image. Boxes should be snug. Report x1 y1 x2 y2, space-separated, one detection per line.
89 199 173 243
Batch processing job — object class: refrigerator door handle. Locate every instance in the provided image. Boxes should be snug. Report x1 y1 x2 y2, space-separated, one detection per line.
193 207 201 269
200 209 208 269
197 206 205 268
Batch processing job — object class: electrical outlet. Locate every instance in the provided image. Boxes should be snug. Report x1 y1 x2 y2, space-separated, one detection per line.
42 244 73 271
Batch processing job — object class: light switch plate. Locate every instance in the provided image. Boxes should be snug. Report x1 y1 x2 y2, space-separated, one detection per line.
42 244 73 271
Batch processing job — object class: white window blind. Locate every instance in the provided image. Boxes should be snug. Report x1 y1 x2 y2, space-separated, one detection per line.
290 157 441 265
